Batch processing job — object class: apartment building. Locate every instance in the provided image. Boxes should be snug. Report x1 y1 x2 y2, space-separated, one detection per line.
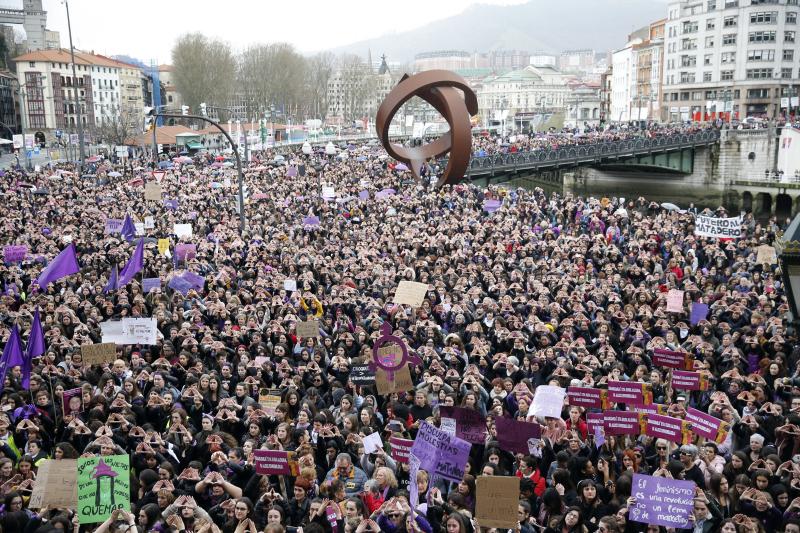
611 20 666 122
664 0 800 122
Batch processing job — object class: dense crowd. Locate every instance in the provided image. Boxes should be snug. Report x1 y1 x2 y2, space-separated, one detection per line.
0 136 798 533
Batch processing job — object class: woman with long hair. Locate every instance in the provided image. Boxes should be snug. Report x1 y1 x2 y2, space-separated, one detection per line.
544 506 588 533
708 472 734 518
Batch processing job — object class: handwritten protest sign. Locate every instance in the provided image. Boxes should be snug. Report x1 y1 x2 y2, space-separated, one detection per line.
694 214 742 238
392 281 429 307
3 245 27 263
375 365 413 394
389 437 413 463
690 302 709 325
410 421 471 483
494 416 542 454
254 450 299 476
104 219 123 234
29 459 78 509
629 474 695 529
259 391 282 416
685 407 729 443
144 183 162 201
652 349 693 370
439 406 487 444
296 320 320 338
283 279 297 292
607 381 652 405
173 223 193 239
475 476 519 529
756 244 777 264
349 365 375 385
666 289 684 313
644 413 690 444
77 455 130 524
362 432 383 454
144 216 155 230
528 385 566 418
80 343 117 365
567 387 607 409
100 318 158 345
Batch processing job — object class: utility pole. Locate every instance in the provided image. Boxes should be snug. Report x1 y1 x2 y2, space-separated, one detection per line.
64 0 86 171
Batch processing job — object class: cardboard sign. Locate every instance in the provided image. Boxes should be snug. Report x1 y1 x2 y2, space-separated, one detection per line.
603 411 644 435
29 459 78 509
567 387 608 409
607 381 652 405
690 302 709 326
3 245 28 263
392 281 429 307
409 421 471 483
475 476 520 529
666 289 684 313
528 385 566 419
296 320 320 338
494 416 542 454
157 238 170 255
77 455 130 524
694 215 742 238
644 413 690 444
439 406 487 444
80 343 117 365
652 349 693 370
756 244 777 265
685 407 729 443
144 183 162 201
389 437 413 463
375 365 413 395
173 223 193 239
629 474 695 529
672 370 709 391
350 365 375 385
253 450 299 476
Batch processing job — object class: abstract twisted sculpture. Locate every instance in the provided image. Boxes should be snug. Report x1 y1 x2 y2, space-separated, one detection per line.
375 70 478 188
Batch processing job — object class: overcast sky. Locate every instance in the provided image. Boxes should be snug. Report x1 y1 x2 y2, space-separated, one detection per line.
36 0 527 63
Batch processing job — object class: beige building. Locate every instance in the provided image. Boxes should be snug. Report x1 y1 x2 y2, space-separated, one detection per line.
158 64 183 109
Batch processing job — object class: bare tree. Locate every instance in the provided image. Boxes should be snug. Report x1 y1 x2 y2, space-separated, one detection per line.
94 105 136 146
304 52 335 119
333 54 375 122
236 43 307 120
172 33 235 117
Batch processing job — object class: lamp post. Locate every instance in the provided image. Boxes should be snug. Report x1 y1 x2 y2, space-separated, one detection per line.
155 112 246 233
63 0 86 172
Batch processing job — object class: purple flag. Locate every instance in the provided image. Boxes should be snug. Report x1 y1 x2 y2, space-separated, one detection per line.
690 302 709 326
35 244 80 290
103 264 119 294
0 325 25 392
121 214 136 242
302 216 320 227
22 309 44 389
484 199 502 213
164 199 179 210
118 239 144 288
168 271 204 295
358 190 369 201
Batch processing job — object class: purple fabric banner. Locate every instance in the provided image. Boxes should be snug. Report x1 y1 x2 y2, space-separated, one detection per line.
439 406 487 444
494 416 542 454
629 474 695 529
409 421 471 483
690 302 709 325
302 216 320 226
3 245 28 263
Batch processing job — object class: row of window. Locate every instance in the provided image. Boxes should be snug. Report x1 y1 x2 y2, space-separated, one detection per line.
665 87 786 101
668 48 794 70
673 11 797 36
671 30 796 52
668 67 794 83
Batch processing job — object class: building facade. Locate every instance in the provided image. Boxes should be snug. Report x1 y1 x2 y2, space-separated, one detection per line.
611 20 666 122
664 0 800 122
559 49 597 74
158 64 183 109
413 50 473 72
0 71 19 138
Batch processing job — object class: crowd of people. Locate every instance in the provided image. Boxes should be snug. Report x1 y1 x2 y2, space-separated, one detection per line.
0 133 798 533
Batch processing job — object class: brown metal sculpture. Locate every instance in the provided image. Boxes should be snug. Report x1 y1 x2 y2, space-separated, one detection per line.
375 70 478 188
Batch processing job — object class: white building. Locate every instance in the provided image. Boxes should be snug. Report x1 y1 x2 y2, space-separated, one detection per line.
664 0 800 122
611 20 666 122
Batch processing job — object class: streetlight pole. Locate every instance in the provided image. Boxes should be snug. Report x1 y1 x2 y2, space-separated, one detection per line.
64 0 86 171
156 112 246 233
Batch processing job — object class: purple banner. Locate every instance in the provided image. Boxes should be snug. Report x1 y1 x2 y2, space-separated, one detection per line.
603 411 642 435
104 219 123 234
175 244 196 262
302 216 320 226
690 302 709 326
629 474 695 529
142 277 161 293
358 190 369 201
608 381 651 405
685 407 728 443
494 416 542 454
567 386 605 409
439 406 487 444
409 421 471 483
3 245 27 263
644 413 686 444
253 449 298 476
672 370 707 391
483 199 502 213
652 348 692 370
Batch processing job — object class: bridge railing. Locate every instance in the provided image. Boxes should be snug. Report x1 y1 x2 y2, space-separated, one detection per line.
452 130 721 176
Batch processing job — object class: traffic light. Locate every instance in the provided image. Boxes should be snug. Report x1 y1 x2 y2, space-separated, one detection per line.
200 103 207 116
143 107 154 132
181 105 189 116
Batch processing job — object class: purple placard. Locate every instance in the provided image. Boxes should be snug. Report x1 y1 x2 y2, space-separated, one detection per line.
253 449 294 475
389 437 413 464
644 413 686 443
3 245 28 263
104 219 123 234
672 370 705 391
608 380 650 405
409 421 470 483
567 386 604 409
175 244 196 262
439 406 487 444
587 412 604 435
302 216 320 227
603 411 642 435
690 302 709 325
494 416 542 454
629 474 695 529
629 403 667 416
483 199 502 213
164 199 179 210
142 277 161 293
685 407 727 442
652 348 691 370
358 190 369 201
